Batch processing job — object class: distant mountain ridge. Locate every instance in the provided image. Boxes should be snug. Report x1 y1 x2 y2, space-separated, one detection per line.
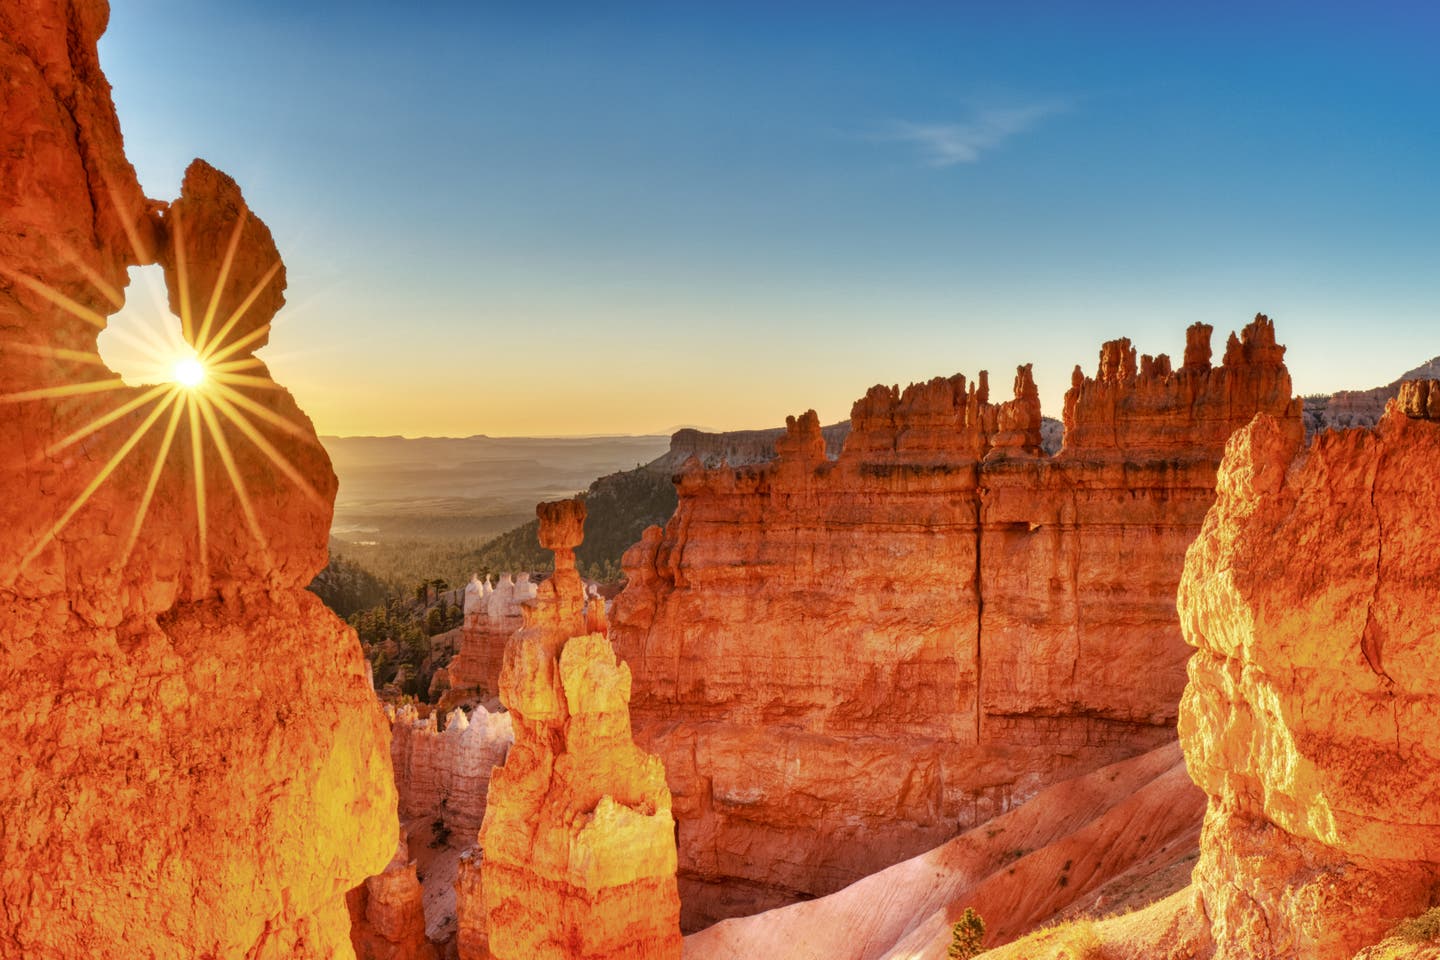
1303 356 1440 436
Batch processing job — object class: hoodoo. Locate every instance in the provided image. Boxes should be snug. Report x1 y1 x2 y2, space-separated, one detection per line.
464 496 683 960
611 316 1300 926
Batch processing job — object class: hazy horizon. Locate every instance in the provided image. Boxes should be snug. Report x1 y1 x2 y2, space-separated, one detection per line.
99 3 1439 437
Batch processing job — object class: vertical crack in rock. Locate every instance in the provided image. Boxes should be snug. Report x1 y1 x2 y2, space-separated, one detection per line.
1358 438 1394 686
973 492 985 745
1179 388 1440 959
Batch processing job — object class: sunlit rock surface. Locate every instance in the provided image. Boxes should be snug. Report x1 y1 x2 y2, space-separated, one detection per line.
0 2 395 956
612 316 1300 926
467 497 683 960
1178 388 1440 960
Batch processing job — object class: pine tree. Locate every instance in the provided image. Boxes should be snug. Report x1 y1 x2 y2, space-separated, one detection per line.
948 907 985 960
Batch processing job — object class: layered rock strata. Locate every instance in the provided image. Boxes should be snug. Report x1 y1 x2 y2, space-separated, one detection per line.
0 2 395 957
612 316 1300 926
469 497 683 960
1177 386 1440 960
389 703 514 832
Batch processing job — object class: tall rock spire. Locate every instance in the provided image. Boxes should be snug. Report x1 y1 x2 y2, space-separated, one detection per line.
464 496 682 960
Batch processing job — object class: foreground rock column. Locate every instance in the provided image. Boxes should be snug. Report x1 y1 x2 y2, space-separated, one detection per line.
467 497 682 960
1178 388 1440 960
1 3 396 956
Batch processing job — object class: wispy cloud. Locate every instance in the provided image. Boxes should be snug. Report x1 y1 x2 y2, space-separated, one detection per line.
881 102 1064 167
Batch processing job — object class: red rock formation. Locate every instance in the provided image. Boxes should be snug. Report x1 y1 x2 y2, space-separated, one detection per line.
655 422 850 470
0 3 395 956
1177 388 1440 960
611 317 1300 927
471 497 682 960
389 703 514 832
348 831 440 960
446 572 538 702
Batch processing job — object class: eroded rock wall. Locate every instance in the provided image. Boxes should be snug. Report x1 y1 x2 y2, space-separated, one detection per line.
611 316 1300 927
1178 387 1440 960
471 497 682 960
0 3 395 956
446 572 537 700
389 703 513 831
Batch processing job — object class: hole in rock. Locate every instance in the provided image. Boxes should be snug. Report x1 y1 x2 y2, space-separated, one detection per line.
96 264 205 388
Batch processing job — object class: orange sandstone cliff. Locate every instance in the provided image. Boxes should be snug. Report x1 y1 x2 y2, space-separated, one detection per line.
463 497 683 960
611 317 1300 926
1177 384 1440 960
0 2 395 956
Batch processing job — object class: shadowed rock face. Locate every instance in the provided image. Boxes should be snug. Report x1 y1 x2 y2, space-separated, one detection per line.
1179 388 1440 960
611 316 1300 928
0 2 395 957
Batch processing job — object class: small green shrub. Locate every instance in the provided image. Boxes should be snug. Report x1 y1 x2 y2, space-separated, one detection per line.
948 907 986 960
1393 906 1440 943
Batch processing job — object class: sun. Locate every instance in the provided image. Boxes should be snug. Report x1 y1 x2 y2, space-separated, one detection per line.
173 355 207 388
0 193 325 581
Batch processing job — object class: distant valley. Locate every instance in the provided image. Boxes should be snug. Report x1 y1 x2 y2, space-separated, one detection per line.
321 433 670 543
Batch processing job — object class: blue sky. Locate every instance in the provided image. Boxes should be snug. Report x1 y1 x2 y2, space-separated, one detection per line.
100 2 1440 436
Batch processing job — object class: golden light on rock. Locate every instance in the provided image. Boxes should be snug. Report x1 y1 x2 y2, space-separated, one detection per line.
1 3 396 955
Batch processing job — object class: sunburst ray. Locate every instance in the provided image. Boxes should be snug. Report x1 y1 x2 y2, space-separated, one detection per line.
44 382 171 460
101 176 181 329
204 321 273 368
102 170 155 267
170 205 194 344
210 370 286 392
52 239 125 312
0 264 109 329
207 358 266 377
199 262 281 363
194 392 270 561
205 388 325 506
101 319 181 370
186 391 210 577
195 210 247 353
1 342 110 366
119 394 188 567
18 389 179 571
2 377 132 403
208 379 316 442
